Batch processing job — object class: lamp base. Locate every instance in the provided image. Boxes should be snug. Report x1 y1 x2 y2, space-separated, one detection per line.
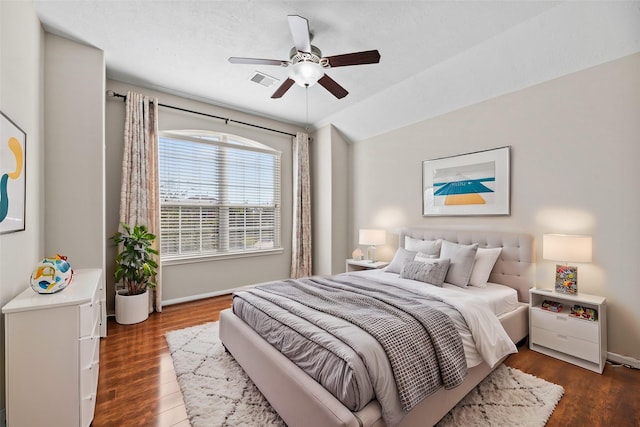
366 246 377 263
555 264 578 294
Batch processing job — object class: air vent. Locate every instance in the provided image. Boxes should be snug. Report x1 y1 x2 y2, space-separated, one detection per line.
249 71 279 87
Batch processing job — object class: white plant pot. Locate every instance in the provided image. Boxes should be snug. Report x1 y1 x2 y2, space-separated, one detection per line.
115 289 149 325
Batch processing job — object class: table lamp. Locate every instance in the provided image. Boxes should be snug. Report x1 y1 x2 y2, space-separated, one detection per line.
359 229 386 262
543 234 592 294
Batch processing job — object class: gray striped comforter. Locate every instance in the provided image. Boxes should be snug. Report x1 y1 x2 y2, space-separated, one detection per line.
232 274 469 424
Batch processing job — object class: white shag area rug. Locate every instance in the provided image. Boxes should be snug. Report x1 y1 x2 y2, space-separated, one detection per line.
166 322 564 427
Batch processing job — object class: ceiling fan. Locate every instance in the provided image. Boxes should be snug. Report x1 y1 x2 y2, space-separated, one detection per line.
229 15 381 99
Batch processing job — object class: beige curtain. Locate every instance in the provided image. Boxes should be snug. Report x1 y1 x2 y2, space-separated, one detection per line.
291 132 312 278
119 91 162 312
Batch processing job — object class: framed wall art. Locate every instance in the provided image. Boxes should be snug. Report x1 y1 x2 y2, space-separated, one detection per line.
1 111 26 234
423 146 510 216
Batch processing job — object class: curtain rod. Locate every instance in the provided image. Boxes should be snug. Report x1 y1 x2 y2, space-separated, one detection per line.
106 90 297 138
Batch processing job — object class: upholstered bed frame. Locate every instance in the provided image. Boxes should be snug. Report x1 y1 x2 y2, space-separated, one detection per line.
219 228 534 427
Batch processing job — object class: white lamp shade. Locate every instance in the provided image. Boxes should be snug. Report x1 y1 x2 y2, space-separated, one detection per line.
543 234 592 263
359 229 386 246
289 61 324 87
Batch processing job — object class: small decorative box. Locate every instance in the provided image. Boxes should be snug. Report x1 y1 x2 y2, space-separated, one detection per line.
541 300 563 312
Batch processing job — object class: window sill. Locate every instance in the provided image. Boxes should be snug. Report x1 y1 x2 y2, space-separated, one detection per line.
161 248 284 266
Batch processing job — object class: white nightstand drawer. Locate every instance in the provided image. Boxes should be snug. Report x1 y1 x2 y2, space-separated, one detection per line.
531 326 600 363
531 309 599 343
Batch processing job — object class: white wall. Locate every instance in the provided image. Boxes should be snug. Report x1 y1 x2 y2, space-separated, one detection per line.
44 34 106 272
0 0 44 416
350 53 640 361
44 32 106 334
330 127 349 274
311 126 332 274
105 80 303 308
311 125 349 275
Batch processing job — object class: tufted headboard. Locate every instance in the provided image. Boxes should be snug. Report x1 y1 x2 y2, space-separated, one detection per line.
399 228 535 303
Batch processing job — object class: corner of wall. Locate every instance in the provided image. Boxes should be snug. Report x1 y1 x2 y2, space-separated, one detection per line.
309 125 352 275
0 0 46 417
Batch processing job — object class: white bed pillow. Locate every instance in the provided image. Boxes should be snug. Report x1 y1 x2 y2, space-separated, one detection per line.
440 240 478 288
414 251 438 262
399 259 450 287
468 247 503 288
404 236 442 257
386 247 418 273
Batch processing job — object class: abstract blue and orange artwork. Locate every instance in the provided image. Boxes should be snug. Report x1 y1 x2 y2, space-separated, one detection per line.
1 112 26 234
423 146 510 216
433 161 496 206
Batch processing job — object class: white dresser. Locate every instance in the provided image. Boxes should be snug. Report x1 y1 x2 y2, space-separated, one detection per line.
3 268 103 427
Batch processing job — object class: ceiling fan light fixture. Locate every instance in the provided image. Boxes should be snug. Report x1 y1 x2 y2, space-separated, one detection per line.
230 15 380 99
290 61 324 87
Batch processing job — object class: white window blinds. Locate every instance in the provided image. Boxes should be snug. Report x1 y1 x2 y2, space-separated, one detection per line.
159 131 281 259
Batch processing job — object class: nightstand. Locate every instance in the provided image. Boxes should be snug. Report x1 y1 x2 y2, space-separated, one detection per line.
346 259 389 272
529 288 607 373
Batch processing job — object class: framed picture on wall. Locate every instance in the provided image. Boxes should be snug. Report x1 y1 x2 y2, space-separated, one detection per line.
422 146 510 216
1 111 26 234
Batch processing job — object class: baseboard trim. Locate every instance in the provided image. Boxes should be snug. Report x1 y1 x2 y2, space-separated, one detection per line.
162 286 244 307
607 352 640 369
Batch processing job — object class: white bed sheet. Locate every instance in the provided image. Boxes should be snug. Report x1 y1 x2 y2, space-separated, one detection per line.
442 282 520 317
347 269 518 368
357 269 520 317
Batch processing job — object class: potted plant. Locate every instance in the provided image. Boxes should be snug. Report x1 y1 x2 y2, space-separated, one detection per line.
111 223 158 324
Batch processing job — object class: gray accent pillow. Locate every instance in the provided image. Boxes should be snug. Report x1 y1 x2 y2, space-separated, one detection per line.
404 236 442 257
386 248 418 273
440 240 479 287
400 259 451 287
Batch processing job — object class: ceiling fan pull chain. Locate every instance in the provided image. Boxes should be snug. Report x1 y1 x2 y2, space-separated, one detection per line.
305 86 310 131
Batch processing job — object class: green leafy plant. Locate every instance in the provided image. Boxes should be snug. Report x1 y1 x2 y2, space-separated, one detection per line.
111 223 158 296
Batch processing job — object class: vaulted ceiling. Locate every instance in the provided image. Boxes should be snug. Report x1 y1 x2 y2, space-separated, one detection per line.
33 1 640 141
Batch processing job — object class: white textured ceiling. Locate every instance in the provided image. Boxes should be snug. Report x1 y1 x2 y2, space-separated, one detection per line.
33 1 640 142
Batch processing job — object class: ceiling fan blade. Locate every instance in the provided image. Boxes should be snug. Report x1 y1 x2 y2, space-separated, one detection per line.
318 74 348 99
324 50 381 68
288 15 311 53
271 78 296 99
229 57 289 66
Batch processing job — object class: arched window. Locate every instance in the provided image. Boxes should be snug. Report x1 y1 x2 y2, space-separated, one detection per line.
159 130 281 260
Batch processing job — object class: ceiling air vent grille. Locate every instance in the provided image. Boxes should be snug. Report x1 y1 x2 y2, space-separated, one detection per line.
249 71 279 87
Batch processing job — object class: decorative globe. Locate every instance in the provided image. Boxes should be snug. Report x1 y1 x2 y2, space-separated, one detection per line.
30 255 74 294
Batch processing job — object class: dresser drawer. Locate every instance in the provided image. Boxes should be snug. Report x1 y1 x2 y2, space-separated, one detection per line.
79 333 100 369
531 309 599 343
80 360 100 397
531 326 600 363
79 298 99 337
81 393 96 427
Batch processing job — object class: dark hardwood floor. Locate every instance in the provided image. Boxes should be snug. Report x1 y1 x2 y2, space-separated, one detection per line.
93 294 640 426
94 296 232 427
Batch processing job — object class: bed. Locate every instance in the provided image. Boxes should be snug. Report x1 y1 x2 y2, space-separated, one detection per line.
219 228 534 427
